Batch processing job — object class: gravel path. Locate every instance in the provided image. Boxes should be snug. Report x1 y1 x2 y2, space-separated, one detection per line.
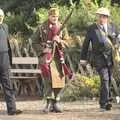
0 99 120 120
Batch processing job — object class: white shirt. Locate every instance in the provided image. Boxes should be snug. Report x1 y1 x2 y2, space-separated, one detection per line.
100 23 107 33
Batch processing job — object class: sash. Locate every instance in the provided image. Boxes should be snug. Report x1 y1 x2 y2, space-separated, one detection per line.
96 24 120 63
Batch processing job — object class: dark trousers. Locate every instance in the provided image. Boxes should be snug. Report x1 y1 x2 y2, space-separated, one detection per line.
0 52 16 113
97 67 112 107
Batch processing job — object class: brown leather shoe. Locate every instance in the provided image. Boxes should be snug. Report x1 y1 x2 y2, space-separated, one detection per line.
8 109 22 115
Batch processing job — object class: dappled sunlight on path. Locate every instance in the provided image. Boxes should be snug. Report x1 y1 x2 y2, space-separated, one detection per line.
0 100 120 120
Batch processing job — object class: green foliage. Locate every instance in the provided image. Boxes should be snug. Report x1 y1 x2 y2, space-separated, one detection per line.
110 5 120 27
33 0 120 36
60 74 100 101
35 8 48 24
67 0 98 34
5 13 30 40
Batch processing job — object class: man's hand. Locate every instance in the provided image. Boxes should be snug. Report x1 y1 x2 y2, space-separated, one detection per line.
61 40 68 45
117 34 120 42
53 35 61 43
80 60 87 66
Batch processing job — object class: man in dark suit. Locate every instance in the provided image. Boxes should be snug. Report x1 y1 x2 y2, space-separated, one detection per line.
0 8 22 115
80 7 120 111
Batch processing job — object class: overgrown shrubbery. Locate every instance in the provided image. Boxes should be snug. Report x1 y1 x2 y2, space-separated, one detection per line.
60 73 100 101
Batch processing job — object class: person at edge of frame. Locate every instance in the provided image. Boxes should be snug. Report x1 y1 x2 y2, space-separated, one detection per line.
80 7 120 112
0 8 22 115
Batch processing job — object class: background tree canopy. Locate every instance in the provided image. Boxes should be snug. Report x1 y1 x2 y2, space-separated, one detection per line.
0 0 120 39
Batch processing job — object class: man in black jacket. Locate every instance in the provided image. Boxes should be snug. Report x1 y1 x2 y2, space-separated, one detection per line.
80 7 120 111
0 8 22 115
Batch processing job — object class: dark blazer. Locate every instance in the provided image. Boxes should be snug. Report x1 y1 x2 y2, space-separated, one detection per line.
80 23 119 70
7 39 12 66
1 23 12 66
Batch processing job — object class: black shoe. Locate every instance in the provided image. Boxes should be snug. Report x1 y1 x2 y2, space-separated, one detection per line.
8 109 22 115
52 99 62 113
107 98 113 102
105 103 112 111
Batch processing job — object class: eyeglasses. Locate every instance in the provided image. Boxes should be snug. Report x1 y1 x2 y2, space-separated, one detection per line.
97 14 108 18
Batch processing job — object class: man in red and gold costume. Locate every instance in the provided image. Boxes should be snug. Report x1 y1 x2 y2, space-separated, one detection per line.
31 8 72 113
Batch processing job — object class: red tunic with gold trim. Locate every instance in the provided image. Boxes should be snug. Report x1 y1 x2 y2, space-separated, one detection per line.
32 20 72 88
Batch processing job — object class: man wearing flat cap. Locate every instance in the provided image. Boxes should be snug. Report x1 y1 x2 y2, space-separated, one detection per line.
80 7 120 111
0 8 22 115
31 7 72 113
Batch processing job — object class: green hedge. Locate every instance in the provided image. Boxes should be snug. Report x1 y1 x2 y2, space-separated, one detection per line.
59 74 100 101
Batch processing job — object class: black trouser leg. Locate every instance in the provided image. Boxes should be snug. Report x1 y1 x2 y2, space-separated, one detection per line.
0 70 16 113
0 53 16 113
97 67 111 108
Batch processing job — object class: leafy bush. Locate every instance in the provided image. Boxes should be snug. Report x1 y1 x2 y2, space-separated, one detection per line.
60 73 100 101
5 13 30 39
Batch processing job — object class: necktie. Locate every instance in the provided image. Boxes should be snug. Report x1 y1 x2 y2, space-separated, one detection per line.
101 25 105 33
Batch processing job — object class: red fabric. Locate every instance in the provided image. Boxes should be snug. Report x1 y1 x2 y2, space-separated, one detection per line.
45 52 52 62
39 63 50 77
56 46 64 60
56 46 73 79
39 21 73 79
62 64 73 79
48 21 60 40
39 52 52 78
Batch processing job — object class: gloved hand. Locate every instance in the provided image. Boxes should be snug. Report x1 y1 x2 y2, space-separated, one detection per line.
80 60 88 67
